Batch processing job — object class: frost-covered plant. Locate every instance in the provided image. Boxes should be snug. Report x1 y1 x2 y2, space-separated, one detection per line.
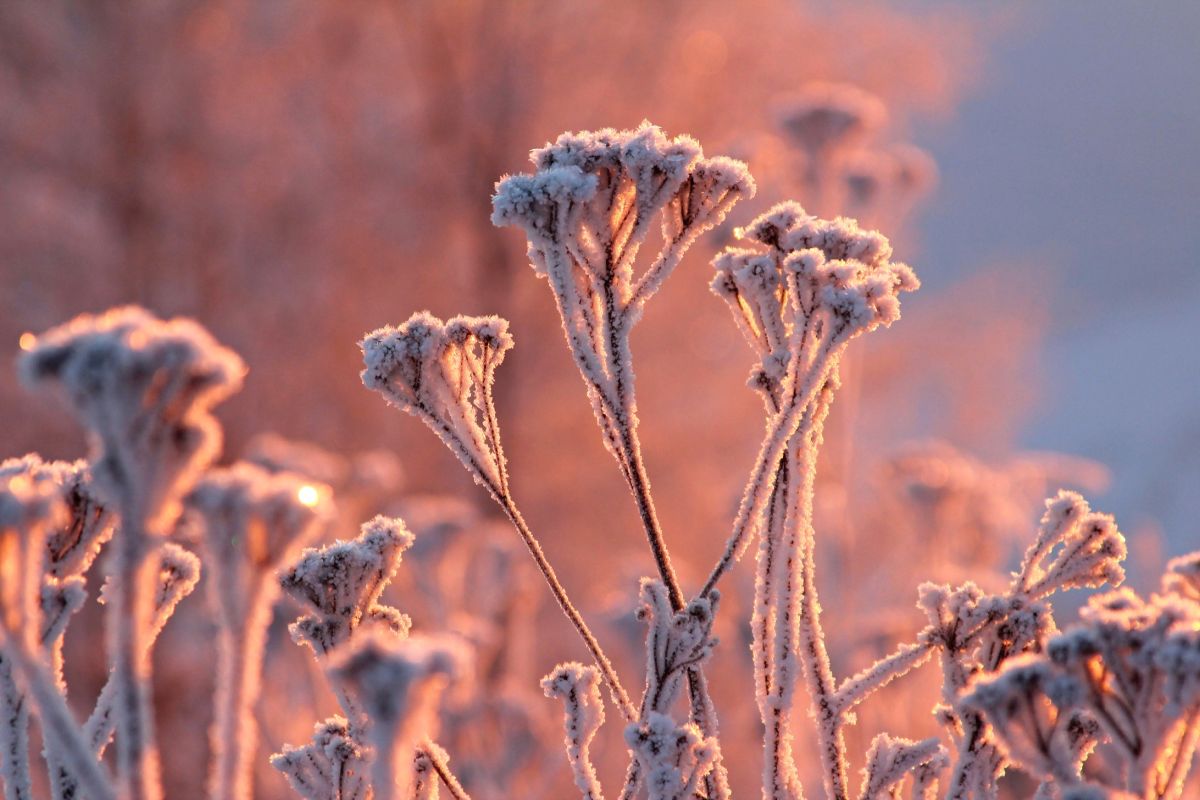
905 491 1126 798
491 126 754 755
962 559 1200 800
186 463 333 800
2 117 1198 800
329 631 468 800
18 307 243 800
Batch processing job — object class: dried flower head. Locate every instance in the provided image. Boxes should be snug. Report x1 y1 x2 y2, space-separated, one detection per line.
188 462 331 619
270 717 370 800
492 122 754 455
625 711 720 800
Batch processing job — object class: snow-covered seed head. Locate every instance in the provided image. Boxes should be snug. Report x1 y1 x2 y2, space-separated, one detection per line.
361 312 513 496
18 306 245 529
777 82 888 158
959 654 1099 782
188 462 332 574
188 462 332 631
280 515 413 656
1018 492 1127 599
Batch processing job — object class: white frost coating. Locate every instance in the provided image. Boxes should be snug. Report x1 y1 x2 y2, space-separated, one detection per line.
858 734 947 800
624 712 719 800
279 515 413 659
187 462 332 800
328 631 467 800
542 663 607 800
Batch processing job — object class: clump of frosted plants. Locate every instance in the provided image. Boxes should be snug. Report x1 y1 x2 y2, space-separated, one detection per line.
0 120 1197 800
360 120 1200 800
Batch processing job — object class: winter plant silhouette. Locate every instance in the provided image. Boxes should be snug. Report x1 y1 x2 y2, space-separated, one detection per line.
0 119 1195 800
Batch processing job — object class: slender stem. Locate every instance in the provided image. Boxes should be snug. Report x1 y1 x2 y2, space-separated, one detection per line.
832 637 935 713
496 494 635 721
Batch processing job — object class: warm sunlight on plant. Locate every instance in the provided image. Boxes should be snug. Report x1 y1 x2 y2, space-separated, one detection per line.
0 5 1197 800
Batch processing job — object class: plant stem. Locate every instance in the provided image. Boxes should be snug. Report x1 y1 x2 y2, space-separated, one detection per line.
497 494 635 721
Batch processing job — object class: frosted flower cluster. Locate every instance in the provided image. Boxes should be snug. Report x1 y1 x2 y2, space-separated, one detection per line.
361 313 513 499
961 563 1200 800
909 491 1128 797
329 632 468 800
279 515 413 657
271 717 370 800
492 123 754 468
625 712 719 800
3 113 1199 800
712 201 917 405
